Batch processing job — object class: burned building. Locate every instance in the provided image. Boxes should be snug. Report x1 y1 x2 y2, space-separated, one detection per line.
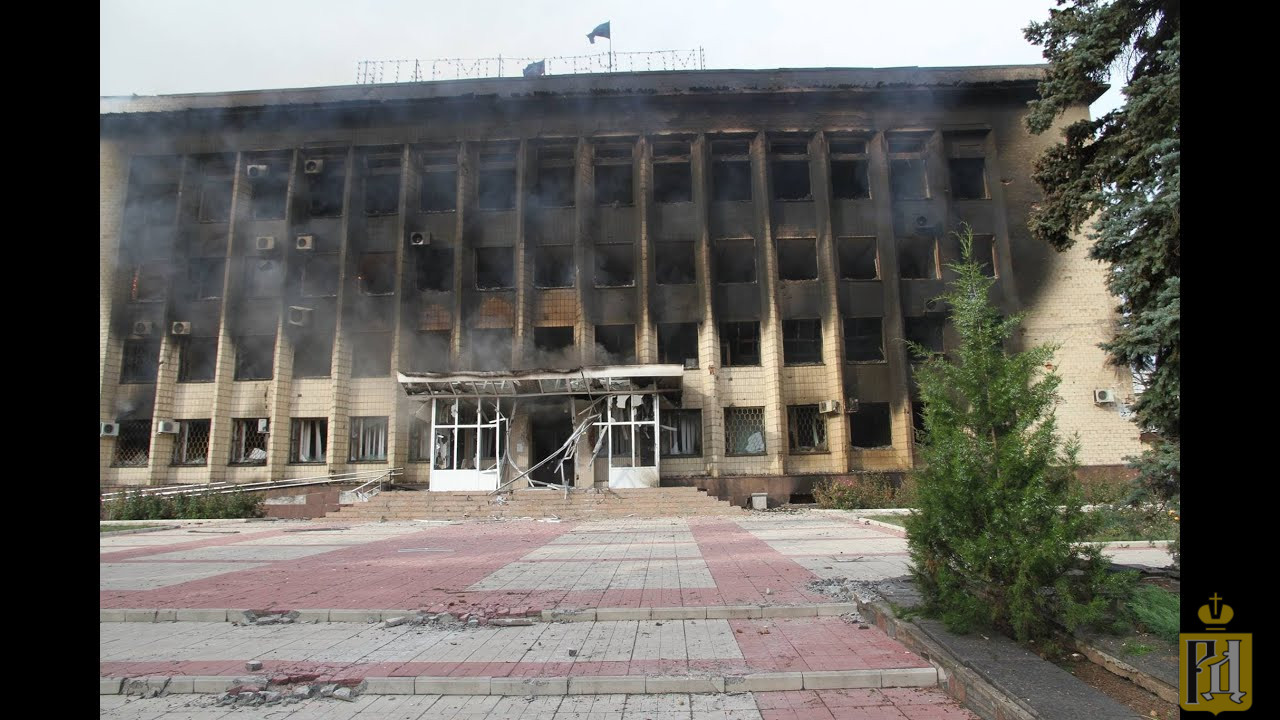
99 66 1143 502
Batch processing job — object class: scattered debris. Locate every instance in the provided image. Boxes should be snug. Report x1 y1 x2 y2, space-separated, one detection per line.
245 660 263 671
186 530 240 534
283 527 350 533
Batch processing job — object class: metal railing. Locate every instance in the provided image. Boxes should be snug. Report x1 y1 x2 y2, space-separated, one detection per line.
100 468 403 502
357 48 705 84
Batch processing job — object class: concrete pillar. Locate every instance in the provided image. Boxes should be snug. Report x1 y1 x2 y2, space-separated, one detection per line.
636 136 656 363
326 147 358 474
811 132 850 470
691 134 723 475
206 152 251 484
751 132 787 476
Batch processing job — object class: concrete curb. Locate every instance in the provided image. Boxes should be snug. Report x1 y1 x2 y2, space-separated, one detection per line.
101 603 862 624
98 524 181 536
99 666 937 696
1069 636 1177 704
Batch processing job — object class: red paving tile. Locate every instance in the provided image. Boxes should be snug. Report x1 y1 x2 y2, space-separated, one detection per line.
99 528 291 562
691 520 830 606
730 618 928 672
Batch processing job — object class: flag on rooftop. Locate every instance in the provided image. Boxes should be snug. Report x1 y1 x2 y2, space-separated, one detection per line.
523 60 546 78
587 21 610 44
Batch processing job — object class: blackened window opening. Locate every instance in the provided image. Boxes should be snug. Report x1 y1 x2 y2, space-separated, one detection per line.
351 332 392 377
421 169 458 211
720 321 760 366
783 319 823 364
711 139 752 201
534 245 575 288
655 241 696 284
653 140 692 203
844 318 884 363
235 334 275 380
535 146 575 207
130 264 167 302
658 323 698 366
179 337 218 382
244 258 283 298
475 247 515 290
715 239 756 284
416 246 454 292
850 402 892 448
904 315 946 360
777 238 818 281
293 331 333 378
358 253 396 296
252 172 287 220
838 237 878 280
949 158 987 200
121 339 161 383
469 329 512 370
534 326 574 356
595 325 636 364
189 258 226 300
898 238 937 280
306 162 345 217
594 244 635 287
408 330 451 372
198 176 233 223
479 144 518 210
302 254 339 298
770 138 811 201
364 155 401 215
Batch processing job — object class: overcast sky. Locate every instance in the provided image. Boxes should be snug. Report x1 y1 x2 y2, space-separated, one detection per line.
100 0 1124 116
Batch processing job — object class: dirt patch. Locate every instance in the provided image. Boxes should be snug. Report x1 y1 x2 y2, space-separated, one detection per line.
1053 653 1177 719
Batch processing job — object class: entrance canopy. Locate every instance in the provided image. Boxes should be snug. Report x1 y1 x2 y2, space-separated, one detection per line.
398 364 685 399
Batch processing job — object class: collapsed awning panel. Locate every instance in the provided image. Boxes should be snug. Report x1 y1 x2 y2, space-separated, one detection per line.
398 364 685 398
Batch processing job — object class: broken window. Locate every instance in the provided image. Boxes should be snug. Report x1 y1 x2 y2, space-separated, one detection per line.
251 170 287 220
406 330 451 372
198 174 232 223
904 315 946 361
594 142 634 206
534 245 575 288
305 158 345 217
419 146 458 212
653 139 692 203
358 253 396 295
594 243 635 287
302 253 339 297
837 237 878 280
112 420 151 467
661 409 702 457
475 246 515 289
133 182 178 226
130 263 167 303
292 331 333 378
351 332 392 377
178 336 218 382
966 234 997 278
655 241 696 285
408 417 432 462
534 326 574 354
431 399 507 471
888 132 931 200
711 138 752 202
898 237 937 279
415 246 454 292
478 143 518 210
719 321 760 366
829 137 870 199
289 418 328 463
243 257 283 297
349 416 388 462
234 334 275 380
715 238 756 284
777 238 818 281
770 137 811 201
658 323 699 366
171 419 210 466
725 407 766 456
595 324 636 364
850 402 892 448
946 131 989 200
363 155 401 215
120 338 160 384
788 405 828 453
468 328 512 370
844 318 884 363
534 145 575 208
782 319 823 365
188 258 226 300
230 418 269 464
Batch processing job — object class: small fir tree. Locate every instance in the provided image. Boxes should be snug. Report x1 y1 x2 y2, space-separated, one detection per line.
905 226 1124 644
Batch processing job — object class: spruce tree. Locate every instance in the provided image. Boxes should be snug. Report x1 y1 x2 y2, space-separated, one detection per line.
905 227 1122 644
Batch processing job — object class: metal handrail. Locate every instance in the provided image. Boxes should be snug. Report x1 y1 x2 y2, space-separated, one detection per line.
100 468 404 501
349 468 401 502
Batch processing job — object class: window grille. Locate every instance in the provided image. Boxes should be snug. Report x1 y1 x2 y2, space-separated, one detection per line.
113 420 151 467
230 418 269 464
171 419 211 466
787 405 828 453
725 407 766 456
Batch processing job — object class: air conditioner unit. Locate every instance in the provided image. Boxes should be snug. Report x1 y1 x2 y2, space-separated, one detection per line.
171 321 192 335
683 358 699 370
255 236 276 252
296 235 315 251
924 298 943 313
818 400 840 414
132 321 153 336
257 419 270 434
156 420 180 434
303 159 324 174
287 306 313 326
1094 389 1116 404
100 422 119 437
409 231 428 246
845 398 860 413
246 164 269 179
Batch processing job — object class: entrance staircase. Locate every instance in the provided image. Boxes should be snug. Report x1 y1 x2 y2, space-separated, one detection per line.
329 486 743 521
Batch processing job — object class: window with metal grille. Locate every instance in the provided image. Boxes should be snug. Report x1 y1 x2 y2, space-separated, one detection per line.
850 402 892 448
243 258 283 297
777 238 817 280
783 319 823 365
408 417 432 462
715 238 756 283
829 137 870 200
416 246 454 291
838 237 878 280
358 253 396 296
725 407 766 456
234 335 275 381
230 418 268 464
658 323 698 366
349 416 388 462
535 145 575 207
178 336 218 382
653 139 692 203
475 247 515 289
787 405 828 453
534 245 574 288
293 331 333 378
120 339 160 384
844 318 884 363
289 418 328 463
655 241 695 285
595 324 636 364
130 263 167 302
113 420 152 467
720 321 760 366
351 332 392 377
302 254 339 297
898 237 937 279
171 419 210 466
595 142 634 206
188 258 225 300
711 138 752 202
661 409 702 457
594 244 635 287
420 146 458 212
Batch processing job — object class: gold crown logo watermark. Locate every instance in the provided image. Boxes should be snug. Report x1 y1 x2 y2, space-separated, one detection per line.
1181 594 1252 714
1197 593 1234 629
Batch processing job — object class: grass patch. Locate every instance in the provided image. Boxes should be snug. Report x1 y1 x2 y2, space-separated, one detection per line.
1085 504 1179 542
1122 640 1155 657
100 523 165 533
864 514 907 527
1126 584 1179 644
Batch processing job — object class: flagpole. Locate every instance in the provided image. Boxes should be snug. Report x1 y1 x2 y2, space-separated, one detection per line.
608 36 613 73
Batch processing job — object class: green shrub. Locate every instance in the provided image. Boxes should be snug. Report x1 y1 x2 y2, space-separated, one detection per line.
101 488 265 520
1126 584 1179 644
814 473 913 509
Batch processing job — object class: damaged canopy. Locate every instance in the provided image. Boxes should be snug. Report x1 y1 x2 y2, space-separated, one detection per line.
397 364 685 399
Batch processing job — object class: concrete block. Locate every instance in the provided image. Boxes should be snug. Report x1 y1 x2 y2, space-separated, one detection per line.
328 609 380 623
568 675 647 695
293 609 330 622
594 607 651 621
154 609 177 622
880 666 938 687
706 605 762 619
414 676 491 695
761 605 817 619
542 609 596 623
192 677 234 693
491 676 568 695
363 677 416 694
645 676 724 694
176 608 229 622
802 669 881 690
379 610 416 621
100 677 123 695
165 677 195 694
815 603 861 617
123 609 157 622
100 609 126 622
724 672 804 692
651 606 706 620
